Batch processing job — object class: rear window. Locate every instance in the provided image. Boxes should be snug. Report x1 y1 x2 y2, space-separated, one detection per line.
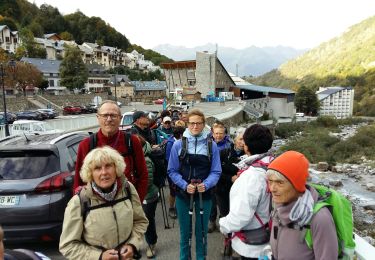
122 115 133 126
0 150 60 180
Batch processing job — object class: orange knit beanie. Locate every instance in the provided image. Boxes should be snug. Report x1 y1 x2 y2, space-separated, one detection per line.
268 151 309 192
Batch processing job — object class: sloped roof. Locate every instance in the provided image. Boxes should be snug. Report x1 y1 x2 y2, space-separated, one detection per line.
0 25 8 32
316 86 353 101
131 81 166 91
229 73 294 94
21 57 61 74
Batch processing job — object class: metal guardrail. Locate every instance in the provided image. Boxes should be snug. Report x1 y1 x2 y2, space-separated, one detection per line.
0 116 99 139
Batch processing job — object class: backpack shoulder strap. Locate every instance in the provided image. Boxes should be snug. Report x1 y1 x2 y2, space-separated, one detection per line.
89 132 97 151
179 136 188 161
124 131 133 155
207 138 213 163
79 183 132 222
78 190 91 222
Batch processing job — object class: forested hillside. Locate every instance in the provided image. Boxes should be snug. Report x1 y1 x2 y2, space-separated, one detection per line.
251 15 375 116
0 0 171 65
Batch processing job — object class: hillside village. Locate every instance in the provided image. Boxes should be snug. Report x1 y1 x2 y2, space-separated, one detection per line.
0 22 356 122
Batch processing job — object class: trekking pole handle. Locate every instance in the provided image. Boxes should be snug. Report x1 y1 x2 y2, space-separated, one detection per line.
189 193 194 215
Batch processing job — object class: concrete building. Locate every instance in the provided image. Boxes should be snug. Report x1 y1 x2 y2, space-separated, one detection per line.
316 86 354 118
160 51 235 99
231 73 295 119
0 25 20 53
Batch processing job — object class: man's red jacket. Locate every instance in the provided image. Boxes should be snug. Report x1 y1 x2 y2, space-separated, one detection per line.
73 129 148 201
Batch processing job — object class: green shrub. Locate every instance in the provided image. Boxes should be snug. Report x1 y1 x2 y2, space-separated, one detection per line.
312 116 339 128
275 122 306 139
280 130 339 163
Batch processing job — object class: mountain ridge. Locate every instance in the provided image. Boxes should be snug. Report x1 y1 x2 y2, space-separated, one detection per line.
153 43 306 76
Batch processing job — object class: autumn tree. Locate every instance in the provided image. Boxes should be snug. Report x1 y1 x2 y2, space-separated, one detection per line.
13 62 43 96
294 85 320 116
59 45 88 90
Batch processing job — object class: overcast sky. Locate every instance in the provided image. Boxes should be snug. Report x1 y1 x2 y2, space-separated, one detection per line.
30 0 375 50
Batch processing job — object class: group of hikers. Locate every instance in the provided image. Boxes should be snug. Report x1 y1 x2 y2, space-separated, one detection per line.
1 100 346 260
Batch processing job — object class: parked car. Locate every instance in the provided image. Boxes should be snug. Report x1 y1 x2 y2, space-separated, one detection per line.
153 98 164 105
119 111 134 131
85 104 98 113
0 112 17 124
16 111 44 121
173 101 189 111
34 110 48 120
11 120 63 136
0 131 89 242
37 109 59 119
62 106 81 115
295 112 305 117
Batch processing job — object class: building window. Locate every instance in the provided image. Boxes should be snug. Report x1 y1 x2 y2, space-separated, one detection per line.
49 80 54 87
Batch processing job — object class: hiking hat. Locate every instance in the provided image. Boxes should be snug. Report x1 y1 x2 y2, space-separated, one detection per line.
132 111 147 123
268 151 309 192
163 116 172 123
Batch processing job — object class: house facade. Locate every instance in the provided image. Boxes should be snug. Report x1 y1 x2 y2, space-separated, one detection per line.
316 86 354 118
21 57 61 88
0 25 20 53
107 75 134 98
132 81 166 99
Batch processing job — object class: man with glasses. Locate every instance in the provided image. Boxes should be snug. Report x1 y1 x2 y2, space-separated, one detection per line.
73 100 148 201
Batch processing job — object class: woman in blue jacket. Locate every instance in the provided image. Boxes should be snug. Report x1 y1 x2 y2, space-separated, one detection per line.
168 109 221 260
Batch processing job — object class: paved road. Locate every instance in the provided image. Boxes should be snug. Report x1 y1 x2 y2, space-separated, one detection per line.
6 186 225 260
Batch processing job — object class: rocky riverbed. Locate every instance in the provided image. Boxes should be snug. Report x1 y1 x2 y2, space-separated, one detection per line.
309 160 375 246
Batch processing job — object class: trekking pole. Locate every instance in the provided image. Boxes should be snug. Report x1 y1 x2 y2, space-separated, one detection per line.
199 190 206 260
159 187 171 229
188 191 194 260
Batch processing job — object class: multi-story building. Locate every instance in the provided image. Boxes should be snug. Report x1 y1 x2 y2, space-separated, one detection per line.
161 51 235 99
132 81 166 99
109 75 133 98
21 57 62 88
0 25 20 53
317 86 354 118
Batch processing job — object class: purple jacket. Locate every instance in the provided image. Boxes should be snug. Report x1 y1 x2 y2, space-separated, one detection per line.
270 185 338 260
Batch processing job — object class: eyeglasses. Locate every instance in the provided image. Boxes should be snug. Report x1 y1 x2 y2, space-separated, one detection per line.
98 114 120 120
188 122 204 126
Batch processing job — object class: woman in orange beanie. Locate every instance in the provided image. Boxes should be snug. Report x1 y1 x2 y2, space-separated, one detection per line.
266 151 338 260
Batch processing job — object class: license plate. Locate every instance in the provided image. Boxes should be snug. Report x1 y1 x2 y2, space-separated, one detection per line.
0 196 20 206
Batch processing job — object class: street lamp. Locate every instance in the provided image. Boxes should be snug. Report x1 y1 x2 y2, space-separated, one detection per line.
114 73 117 102
0 59 17 137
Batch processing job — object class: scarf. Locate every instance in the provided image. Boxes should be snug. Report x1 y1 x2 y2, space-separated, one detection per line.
91 181 118 202
233 151 273 171
289 189 314 227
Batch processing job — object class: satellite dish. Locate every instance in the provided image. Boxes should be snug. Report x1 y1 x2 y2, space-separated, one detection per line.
92 96 102 105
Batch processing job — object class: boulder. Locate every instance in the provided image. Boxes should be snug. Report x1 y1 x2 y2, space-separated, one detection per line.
366 183 375 192
363 204 375 211
329 180 343 187
317 162 329 172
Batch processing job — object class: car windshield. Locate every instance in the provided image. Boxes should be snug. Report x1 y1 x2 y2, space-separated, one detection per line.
122 115 133 126
0 150 59 180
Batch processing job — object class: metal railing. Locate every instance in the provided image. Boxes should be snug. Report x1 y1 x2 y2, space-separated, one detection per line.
0 115 99 139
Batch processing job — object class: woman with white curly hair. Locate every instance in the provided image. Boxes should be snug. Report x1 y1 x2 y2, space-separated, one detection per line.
60 146 148 260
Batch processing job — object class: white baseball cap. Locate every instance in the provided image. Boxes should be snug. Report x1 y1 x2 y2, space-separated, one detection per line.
163 116 172 123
